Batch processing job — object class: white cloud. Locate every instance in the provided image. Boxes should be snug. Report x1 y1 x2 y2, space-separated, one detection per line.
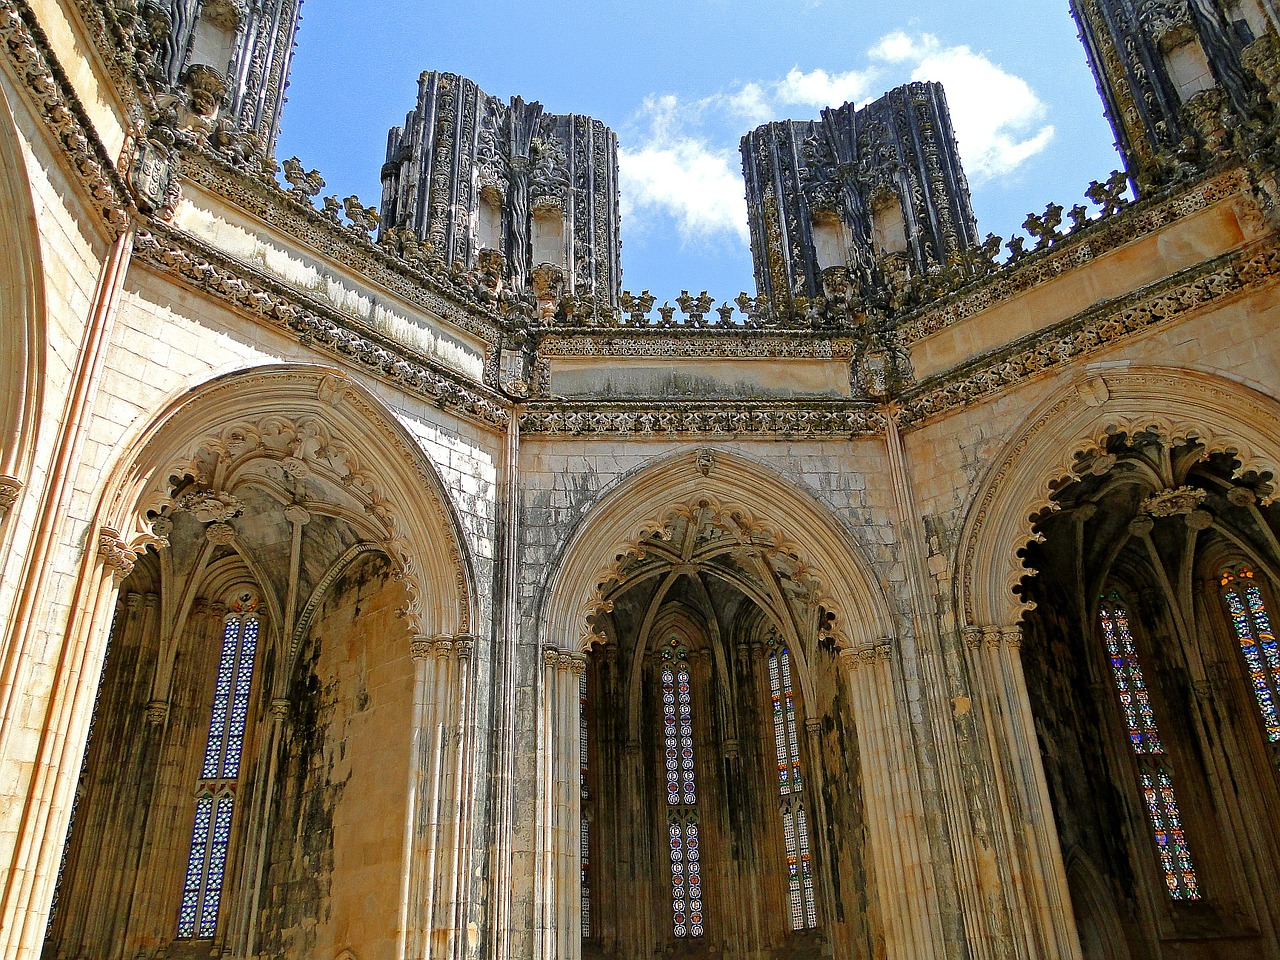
618 95 749 244
617 31 1054 244
870 31 1055 182
774 66 879 110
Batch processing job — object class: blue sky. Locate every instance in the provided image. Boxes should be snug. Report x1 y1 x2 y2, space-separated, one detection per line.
276 1 1122 301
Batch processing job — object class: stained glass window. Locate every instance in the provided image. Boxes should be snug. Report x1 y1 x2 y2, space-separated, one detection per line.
660 637 703 938
1221 568 1280 743
178 594 260 939
768 646 817 930
1098 598 1162 754
1097 592 1199 901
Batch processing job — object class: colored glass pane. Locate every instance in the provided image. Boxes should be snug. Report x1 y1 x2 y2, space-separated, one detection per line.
659 640 703 938
1140 770 1199 900
177 796 214 938
1099 600 1162 754
768 647 817 930
179 609 259 939
1223 571 1280 743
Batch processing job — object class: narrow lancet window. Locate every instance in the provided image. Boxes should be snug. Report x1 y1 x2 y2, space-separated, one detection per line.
661 637 703 939
1098 593 1199 901
178 593 260 938
1221 568 1280 743
769 645 817 930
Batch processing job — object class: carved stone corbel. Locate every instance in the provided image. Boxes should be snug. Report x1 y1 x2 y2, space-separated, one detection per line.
98 528 136 584
0 476 21 519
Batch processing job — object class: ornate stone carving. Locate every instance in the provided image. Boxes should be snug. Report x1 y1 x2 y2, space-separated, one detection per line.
1141 485 1207 516
0 476 20 518
0 0 131 233
204 521 237 545
184 64 227 116
519 403 883 438
131 228 511 428
144 700 169 725
99 528 137 583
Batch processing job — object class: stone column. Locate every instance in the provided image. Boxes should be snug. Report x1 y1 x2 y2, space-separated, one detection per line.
400 635 444 960
537 646 586 960
839 641 945 960
963 624 1082 960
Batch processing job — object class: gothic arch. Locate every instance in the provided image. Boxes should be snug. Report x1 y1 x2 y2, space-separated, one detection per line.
0 81 46 510
540 448 896 657
955 365 1280 629
92 363 477 642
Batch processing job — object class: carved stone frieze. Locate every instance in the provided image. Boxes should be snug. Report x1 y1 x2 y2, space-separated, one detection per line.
900 169 1253 344
903 238 1280 425
177 148 502 344
0 0 132 234
131 226 511 428
519 403 883 438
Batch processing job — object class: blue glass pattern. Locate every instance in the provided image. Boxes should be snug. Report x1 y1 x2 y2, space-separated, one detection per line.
179 606 259 939
1222 570 1280 742
177 795 214 938
1098 599 1163 754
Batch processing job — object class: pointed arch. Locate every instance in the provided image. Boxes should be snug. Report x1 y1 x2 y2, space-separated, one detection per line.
92 363 477 642
956 366 1280 629
0 81 47 505
540 448 895 658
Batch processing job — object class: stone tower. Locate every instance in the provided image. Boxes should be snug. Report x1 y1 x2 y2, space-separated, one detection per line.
380 72 622 307
740 81 980 310
135 0 302 152
1071 0 1280 186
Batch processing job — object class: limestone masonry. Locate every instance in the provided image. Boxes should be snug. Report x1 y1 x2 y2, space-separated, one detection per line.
1 2 1280 960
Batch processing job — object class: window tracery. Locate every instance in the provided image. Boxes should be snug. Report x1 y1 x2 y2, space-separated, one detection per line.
1220 567 1280 744
767 643 816 930
177 591 261 939
660 636 703 939
1098 593 1199 901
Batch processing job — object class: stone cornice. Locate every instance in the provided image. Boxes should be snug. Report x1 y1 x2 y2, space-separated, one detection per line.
901 236 1280 426
519 401 884 438
898 167 1257 345
132 224 512 429
0 0 132 234
65 0 147 125
178 148 504 344
539 330 860 360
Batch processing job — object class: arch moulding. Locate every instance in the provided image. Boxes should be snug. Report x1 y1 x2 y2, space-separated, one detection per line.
956 365 1280 630
0 81 46 504
91 363 477 640
540 448 896 655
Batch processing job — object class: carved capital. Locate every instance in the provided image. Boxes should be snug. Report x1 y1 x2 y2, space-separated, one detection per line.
543 646 562 669
270 697 291 721
0 476 21 517
454 635 475 660
805 717 823 735
962 626 985 650
143 699 169 725
283 503 312 526
98 528 135 584
410 637 435 661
